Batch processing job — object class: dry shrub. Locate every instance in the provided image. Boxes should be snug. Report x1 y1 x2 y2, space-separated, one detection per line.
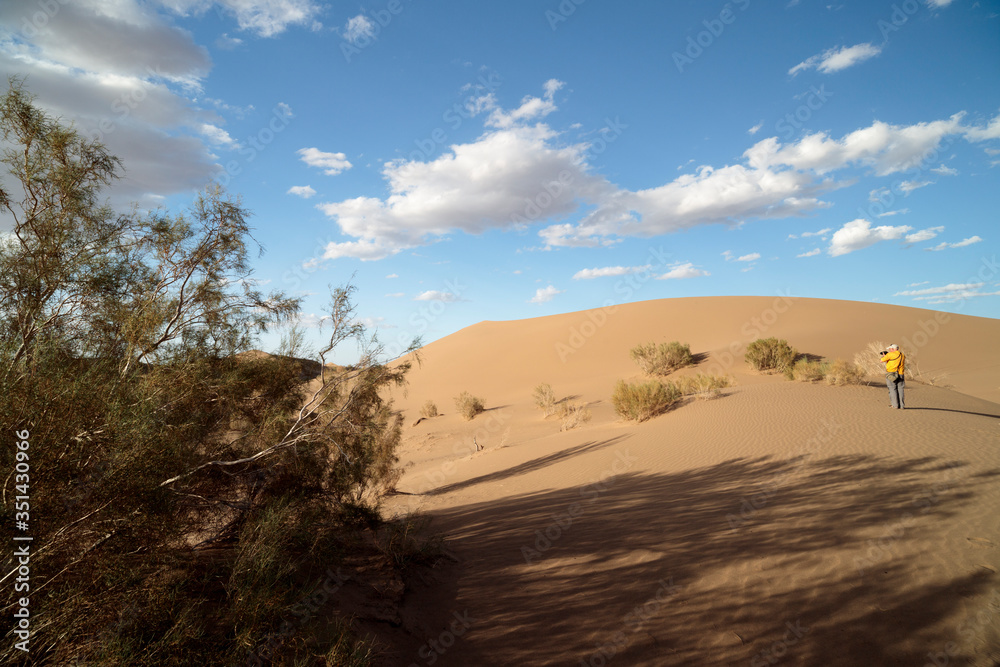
788 358 829 382
559 402 592 430
454 391 485 420
673 373 733 398
853 340 890 380
630 341 694 375
825 359 866 386
611 380 681 422
533 382 557 417
745 337 797 373
420 400 439 418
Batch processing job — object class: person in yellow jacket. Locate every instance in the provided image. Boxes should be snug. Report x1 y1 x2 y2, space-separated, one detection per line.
880 344 905 409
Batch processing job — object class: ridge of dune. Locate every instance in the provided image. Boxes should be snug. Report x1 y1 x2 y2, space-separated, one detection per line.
379 296 1000 666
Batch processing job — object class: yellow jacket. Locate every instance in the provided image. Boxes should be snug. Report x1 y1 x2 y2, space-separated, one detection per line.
881 350 905 375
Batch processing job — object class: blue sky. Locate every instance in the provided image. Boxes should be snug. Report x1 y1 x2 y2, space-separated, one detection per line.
1 0 998 357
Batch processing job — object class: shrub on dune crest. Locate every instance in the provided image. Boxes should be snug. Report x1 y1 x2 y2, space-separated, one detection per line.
559 402 592 430
533 382 557 417
673 373 733 398
420 400 439 418
788 358 829 382
612 380 681 422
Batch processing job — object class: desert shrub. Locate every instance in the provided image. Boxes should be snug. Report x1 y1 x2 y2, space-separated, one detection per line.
559 402 592 430
420 400 439 418
853 340 891 380
611 380 682 422
745 337 798 372
788 358 829 382
825 359 866 386
454 391 486 420
533 382 557 417
674 373 733 398
630 341 694 375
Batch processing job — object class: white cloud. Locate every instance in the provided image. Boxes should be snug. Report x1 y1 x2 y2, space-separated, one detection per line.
307 79 1000 261
297 148 353 175
789 43 882 76
877 209 909 217
828 219 912 256
894 282 1000 304
287 185 317 198
930 164 958 176
656 263 710 280
802 228 832 238
529 285 562 304
927 235 983 251
200 123 238 147
926 0 956 6
487 79 564 129
168 0 323 37
748 122 764 135
737 252 761 262
721 250 733 261
797 248 821 257
414 290 460 302
385 273 399 279
905 226 944 243
898 179 933 194
215 32 243 49
343 14 375 44
573 265 651 279
385 292 404 298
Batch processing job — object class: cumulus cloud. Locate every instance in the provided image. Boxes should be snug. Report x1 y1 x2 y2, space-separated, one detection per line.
573 265 651 279
737 252 761 262
828 219 911 256
297 148 353 175
167 0 323 37
789 43 883 76
529 285 562 304
656 263 710 280
287 185 317 198
343 14 374 44
414 290 460 302
306 78 1000 261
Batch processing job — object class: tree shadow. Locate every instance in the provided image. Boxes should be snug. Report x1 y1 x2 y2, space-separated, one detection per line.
402 453 997 666
905 407 1000 420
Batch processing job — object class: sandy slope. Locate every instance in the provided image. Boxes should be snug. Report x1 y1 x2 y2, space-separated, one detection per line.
378 297 1000 666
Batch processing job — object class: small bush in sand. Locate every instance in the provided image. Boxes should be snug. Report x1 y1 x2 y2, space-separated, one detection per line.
420 400 439 418
788 358 829 382
559 402 592 430
533 382 557 417
745 337 798 373
673 373 733 398
612 380 682 422
825 359 866 386
454 391 486 420
853 340 890 380
630 341 694 375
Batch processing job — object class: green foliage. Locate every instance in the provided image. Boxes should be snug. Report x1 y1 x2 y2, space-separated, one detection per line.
826 359 867 386
745 337 798 373
611 379 682 422
533 382 557 417
0 81 412 665
630 341 694 375
420 400 439 418
454 391 486 420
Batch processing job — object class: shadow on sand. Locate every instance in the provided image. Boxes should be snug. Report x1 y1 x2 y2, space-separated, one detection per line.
406 452 997 666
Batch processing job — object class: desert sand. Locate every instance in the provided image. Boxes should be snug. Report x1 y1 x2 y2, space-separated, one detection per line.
377 296 1000 666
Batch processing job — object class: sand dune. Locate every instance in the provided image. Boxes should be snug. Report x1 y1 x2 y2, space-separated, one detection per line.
378 297 1000 666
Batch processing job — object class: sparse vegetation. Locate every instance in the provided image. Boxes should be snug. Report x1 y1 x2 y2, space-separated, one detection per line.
745 337 798 373
611 379 682 422
421 400 439 418
825 359 867 386
673 373 733 398
630 341 694 375
533 382 557 417
559 402 592 430
854 340 891 380
454 391 486 420
787 358 829 382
